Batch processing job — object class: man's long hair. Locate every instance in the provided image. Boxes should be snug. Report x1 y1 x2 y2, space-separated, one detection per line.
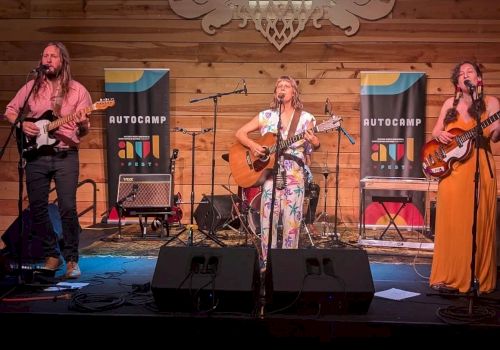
33 41 72 101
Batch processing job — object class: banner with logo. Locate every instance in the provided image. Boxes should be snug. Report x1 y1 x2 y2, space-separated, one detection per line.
360 72 426 228
104 69 170 209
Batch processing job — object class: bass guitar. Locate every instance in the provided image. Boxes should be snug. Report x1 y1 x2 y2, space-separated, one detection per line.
18 98 115 157
229 115 341 188
421 110 500 178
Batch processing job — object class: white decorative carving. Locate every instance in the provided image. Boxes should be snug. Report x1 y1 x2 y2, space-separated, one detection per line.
169 0 395 51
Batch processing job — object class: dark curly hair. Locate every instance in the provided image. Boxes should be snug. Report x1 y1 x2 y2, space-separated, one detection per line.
444 60 486 126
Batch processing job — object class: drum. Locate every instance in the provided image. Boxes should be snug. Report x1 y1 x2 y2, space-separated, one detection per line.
242 186 261 205
247 184 320 234
247 191 262 236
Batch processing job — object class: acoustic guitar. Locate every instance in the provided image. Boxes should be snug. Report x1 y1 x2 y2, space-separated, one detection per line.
229 115 341 188
421 110 500 178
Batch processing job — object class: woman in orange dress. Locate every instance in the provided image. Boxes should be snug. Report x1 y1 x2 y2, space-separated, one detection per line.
430 61 499 294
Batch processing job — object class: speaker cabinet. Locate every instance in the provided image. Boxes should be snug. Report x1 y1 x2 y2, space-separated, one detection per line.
152 246 260 313
193 195 237 231
265 248 374 315
117 173 171 214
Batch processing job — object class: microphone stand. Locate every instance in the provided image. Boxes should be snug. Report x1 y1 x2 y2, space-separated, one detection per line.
189 85 246 246
437 86 495 322
467 101 481 314
332 124 356 245
325 101 356 247
114 186 138 240
3 72 40 283
464 86 490 315
165 128 214 246
259 97 284 317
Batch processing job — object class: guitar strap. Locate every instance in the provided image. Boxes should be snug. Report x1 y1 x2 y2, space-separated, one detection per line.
282 109 305 169
286 109 302 139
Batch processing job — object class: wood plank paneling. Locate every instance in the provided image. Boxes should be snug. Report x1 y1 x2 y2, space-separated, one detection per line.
0 0 29 18
27 0 498 21
393 0 499 19
1 41 500 63
1 19 500 43
0 0 500 234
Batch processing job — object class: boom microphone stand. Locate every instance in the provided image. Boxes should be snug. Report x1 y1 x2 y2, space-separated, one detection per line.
115 184 138 239
189 80 247 246
1 69 44 283
467 83 481 309
325 98 356 247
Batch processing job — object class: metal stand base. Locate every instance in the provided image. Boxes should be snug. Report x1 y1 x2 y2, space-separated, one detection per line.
300 219 315 247
314 211 333 237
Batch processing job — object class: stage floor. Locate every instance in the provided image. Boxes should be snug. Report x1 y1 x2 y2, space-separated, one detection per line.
0 225 499 345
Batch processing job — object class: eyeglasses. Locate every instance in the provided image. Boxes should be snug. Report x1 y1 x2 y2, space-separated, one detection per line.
276 83 292 89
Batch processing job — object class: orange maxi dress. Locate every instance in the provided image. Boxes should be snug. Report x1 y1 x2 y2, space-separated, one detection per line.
429 111 497 293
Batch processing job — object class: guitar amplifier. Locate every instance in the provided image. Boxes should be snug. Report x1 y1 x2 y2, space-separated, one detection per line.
117 174 171 214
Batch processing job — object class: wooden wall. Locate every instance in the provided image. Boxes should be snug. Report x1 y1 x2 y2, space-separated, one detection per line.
1 0 500 234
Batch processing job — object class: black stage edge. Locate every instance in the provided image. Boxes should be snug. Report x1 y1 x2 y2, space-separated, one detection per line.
1 239 499 345
1 305 499 345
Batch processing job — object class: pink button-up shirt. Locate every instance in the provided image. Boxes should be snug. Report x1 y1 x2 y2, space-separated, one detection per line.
5 78 92 147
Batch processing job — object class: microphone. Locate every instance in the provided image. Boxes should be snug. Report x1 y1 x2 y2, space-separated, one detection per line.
243 79 248 96
32 64 49 73
464 79 476 91
131 184 139 200
278 93 285 102
276 168 286 190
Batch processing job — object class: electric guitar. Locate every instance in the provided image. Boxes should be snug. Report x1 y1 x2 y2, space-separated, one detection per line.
421 110 500 178
167 149 183 224
18 98 115 157
229 115 342 188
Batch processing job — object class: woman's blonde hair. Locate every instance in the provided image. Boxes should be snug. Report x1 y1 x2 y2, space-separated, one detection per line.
269 75 303 110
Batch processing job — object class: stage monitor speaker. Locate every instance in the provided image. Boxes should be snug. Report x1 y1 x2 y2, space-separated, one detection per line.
151 246 260 313
117 173 171 214
193 194 236 231
265 248 374 315
2 204 62 263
